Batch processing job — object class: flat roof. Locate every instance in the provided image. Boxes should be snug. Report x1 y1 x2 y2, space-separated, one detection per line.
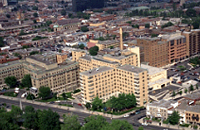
148 99 177 109
141 64 166 75
80 66 114 77
177 99 200 113
117 64 146 74
0 60 23 68
183 91 200 100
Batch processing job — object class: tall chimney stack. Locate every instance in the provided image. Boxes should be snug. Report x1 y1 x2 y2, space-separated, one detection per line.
120 27 123 50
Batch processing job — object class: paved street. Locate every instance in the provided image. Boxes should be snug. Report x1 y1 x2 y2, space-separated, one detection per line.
0 97 176 130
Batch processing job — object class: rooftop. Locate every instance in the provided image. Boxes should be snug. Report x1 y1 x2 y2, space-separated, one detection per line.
177 99 200 113
148 99 177 109
183 91 200 100
80 66 114 76
141 64 166 75
117 64 146 74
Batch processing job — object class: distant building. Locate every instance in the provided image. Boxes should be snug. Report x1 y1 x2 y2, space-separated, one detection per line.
7 0 18 5
72 0 104 12
0 53 79 94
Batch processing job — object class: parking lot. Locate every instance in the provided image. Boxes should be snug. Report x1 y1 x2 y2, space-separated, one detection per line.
167 59 200 85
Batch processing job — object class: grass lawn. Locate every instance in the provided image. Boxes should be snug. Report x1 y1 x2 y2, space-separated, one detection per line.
180 123 190 127
66 92 74 99
4 92 18 97
106 107 143 115
152 117 161 122
36 97 67 102
58 103 73 107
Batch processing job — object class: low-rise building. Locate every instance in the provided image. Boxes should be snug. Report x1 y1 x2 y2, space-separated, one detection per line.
141 64 170 90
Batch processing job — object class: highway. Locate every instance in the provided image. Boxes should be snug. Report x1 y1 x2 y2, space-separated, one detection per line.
0 97 176 130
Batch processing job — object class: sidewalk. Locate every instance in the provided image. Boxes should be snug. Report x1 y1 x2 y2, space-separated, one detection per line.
138 118 193 130
0 95 137 119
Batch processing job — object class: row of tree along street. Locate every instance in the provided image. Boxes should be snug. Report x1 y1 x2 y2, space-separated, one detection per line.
0 105 145 130
85 93 139 114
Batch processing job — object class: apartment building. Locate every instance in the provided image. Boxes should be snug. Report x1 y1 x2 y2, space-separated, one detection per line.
182 29 200 56
56 53 68 64
96 40 120 50
162 33 187 63
146 99 178 119
146 92 200 125
78 46 140 72
71 50 86 61
141 64 170 90
0 60 24 89
0 54 79 94
136 32 187 67
80 64 148 106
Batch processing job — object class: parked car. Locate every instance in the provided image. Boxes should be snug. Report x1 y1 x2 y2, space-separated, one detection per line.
123 114 130 117
142 123 148 126
130 112 135 115
183 70 188 73
78 103 82 106
49 101 54 104
194 78 200 82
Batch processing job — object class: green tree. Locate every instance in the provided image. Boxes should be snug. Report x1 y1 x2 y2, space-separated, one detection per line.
172 3 176 11
10 105 23 125
30 51 39 55
179 91 182 95
0 108 21 130
172 91 176 97
190 85 194 91
61 114 81 130
79 44 85 49
102 119 134 130
61 9 66 16
85 102 91 109
33 12 38 17
81 26 89 32
184 88 188 93
68 13 73 18
61 93 67 100
21 74 32 88
4 76 17 88
110 46 114 49
145 23 150 28
89 46 99 56
37 109 60 130
0 37 4 47
168 111 180 125
48 6 52 9
13 53 22 59
23 106 38 130
122 32 129 39
138 126 144 130
196 84 199 90
38 86 51 100
26 93 35 100
32 6 38 10
92 96 103 110
192 21 199 29
6 14 10 18
186 8 196 17
81 115 108 130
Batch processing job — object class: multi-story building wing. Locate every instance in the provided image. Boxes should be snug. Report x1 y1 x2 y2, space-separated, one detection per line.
78 46 140 72
0 60 24 88
0 54 79 94
136 32 187 67
182 29 200 56
80 64 148 106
